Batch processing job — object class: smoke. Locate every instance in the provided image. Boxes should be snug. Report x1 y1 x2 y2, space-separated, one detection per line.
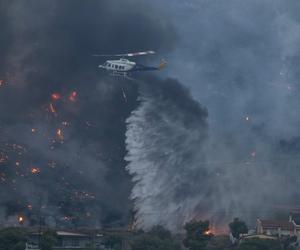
125 78 208 231
0 0 176 228
133 0 300 230
2 0 300 233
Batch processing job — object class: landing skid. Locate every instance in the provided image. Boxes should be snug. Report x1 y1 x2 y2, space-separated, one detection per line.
109 71 137 81
110 71 128 77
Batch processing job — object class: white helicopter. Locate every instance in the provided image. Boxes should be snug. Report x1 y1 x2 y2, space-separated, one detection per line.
93 50 166 77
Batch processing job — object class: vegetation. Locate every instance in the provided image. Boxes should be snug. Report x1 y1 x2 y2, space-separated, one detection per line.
103 234 123 250
282 235 298 250
183 220 213 250
40 229 58 250
0 227 26 250
238 237 281 250
130 225 180 250
206 235 232 250
229 218 248 239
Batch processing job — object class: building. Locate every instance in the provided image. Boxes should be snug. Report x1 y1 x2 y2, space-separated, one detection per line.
27 230 105 250
256 219 296 237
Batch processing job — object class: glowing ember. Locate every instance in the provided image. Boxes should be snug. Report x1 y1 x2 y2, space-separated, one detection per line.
31 167 40 174
204 229 211 235
31 128 36 133
49 103 56 113
56 128 64 140
51 92 61 101
18 216 24 224
69 91 77 102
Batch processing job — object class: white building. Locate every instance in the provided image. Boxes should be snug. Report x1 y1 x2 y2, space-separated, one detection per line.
256 219 296 237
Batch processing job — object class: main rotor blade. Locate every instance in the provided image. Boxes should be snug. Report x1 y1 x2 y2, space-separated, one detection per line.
92 50 155 57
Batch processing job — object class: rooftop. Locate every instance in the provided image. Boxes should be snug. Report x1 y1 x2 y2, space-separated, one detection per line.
258 219 295 231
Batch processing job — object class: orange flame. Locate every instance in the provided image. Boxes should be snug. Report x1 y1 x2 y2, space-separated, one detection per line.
56 128 64 140
31 167 40 174
69 91 77 102
18 216 24 224
51 92 61 101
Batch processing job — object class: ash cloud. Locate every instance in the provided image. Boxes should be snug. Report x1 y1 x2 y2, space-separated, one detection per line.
0 0 176 228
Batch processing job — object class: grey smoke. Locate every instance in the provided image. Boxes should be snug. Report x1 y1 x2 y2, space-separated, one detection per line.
125 0 300 231
126 78 208 231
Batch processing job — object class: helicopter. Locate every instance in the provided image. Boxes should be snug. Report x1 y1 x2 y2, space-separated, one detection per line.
93 51 166 77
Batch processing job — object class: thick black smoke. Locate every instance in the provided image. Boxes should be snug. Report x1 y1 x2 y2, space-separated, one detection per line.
0 0 176 228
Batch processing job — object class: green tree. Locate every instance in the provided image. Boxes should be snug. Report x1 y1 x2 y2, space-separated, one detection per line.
229 218 248 239
40 229 58 250
183 220 213 250
131 225 180 250
103 234 123 250
206 235 232 250
238 238 281 250
0 227 26 250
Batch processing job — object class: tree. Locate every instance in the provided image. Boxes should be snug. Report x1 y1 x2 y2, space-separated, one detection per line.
238 237 281 250
131 225 180 250
103 234 123 250
229 218 248 239
40 229 58 250
281 235 298 250
206 235 232 250
0 227 26 250
183 220 213 250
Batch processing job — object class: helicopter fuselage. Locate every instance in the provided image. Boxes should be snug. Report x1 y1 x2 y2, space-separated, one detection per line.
99 58 136 72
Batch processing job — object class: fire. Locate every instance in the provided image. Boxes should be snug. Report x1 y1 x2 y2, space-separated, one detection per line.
18 216 24 224
69 91 77 102
49 103 56 113
51 92 61 101
56 128 64 140
204 229 211 235
31 167 40 174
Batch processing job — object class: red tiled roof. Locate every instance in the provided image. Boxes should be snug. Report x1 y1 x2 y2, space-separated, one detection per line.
259 220 295 231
